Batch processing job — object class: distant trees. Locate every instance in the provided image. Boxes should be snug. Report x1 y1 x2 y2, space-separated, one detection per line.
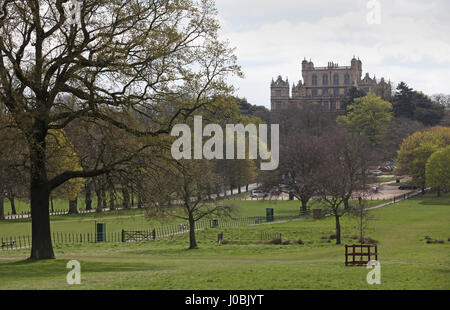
396 126 450 193
392 83 445 126
426 145 450 196
337 94 393 145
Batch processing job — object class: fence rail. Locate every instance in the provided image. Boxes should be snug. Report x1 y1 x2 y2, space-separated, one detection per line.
345 244 378 266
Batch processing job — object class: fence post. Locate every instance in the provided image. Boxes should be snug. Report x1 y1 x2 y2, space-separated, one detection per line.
122 229 125 243
152 229 156 240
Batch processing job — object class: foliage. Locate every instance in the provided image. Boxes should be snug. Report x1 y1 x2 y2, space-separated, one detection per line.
46 129 85 201
392 82 445 126
337 93 393 145
426 145 450 192
396 126 450 189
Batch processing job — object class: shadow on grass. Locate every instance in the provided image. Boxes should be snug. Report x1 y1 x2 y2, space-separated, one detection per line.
0 258 168 281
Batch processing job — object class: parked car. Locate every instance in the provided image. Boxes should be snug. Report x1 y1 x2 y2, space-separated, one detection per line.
372 170 383 176
250 190 268 198
398 184 418 190
378 166 393 172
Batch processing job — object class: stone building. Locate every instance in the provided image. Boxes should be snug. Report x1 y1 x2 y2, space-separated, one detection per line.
271 57 392 112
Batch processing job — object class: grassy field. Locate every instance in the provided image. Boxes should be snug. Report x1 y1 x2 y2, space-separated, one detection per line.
0 194 448 290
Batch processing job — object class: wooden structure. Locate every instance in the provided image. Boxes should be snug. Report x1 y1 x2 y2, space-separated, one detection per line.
345 244 378 266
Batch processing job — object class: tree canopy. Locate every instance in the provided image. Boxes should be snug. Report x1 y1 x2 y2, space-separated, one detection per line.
337 93 393 145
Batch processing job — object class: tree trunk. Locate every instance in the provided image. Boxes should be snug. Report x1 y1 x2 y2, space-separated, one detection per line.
50 195 54 213
109 191 115 210
137 196 143 208
188 212 197 249
122 188 130 209
0 194 4 220
335 214 341 245
246 184 249 192
343 197 350 211
96 189 103 213
8 193 17 215
101 189 107 209
29 128 55 259
300 198 308 215
230 184 233 195
68 197 78 214
437 187 441 197
85 182 92 210
238 181 241 194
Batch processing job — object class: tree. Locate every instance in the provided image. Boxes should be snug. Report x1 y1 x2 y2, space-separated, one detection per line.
392 83 445 126
0 0 240 259
316 129 373 244
147 160 235 249
342 86 367 112
46 129 85 214
379 117 424 161
350 196 375 244
396 126 450 192
426 145 450 197
337 93 393 145
276 133 325 214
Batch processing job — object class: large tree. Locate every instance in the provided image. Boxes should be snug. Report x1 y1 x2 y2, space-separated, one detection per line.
0 0 240 259
337 93 393 145
425 145 450 197
396 126 450 193
392 82 445 126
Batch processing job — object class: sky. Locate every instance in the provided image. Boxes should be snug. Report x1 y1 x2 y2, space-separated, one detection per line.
214 0 450 109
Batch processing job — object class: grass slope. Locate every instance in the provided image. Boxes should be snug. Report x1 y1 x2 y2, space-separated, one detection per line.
0 194 448 289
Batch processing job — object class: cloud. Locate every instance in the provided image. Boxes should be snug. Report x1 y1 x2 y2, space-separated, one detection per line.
215 0 450 107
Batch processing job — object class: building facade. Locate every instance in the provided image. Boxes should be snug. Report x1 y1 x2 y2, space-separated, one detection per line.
271 57 392 112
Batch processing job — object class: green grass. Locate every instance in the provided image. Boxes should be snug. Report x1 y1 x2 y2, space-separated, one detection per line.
0 194 448 289
376 176 399 183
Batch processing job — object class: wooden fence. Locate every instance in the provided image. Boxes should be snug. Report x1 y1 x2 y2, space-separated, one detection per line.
1 214 304 250
345 244 378 266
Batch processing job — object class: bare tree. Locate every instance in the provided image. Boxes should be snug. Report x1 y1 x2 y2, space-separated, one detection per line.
316 129 373 244
146 160 236 249
278 133 325 214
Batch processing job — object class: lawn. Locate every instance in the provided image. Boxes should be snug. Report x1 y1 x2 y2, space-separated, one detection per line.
0 194 448 290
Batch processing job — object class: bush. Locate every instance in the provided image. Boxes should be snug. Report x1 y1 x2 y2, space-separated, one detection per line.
267 238 282 245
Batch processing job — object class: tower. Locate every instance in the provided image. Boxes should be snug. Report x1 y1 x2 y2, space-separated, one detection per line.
271 76 290 110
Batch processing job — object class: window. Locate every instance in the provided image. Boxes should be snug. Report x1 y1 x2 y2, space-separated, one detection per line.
323 88 329 96
344 73 350 85
323 102 329 110
312 89 318 97
333 73 339 85
333 88 340 96
312 74 318 86
275 90 281 97
322 74 328 85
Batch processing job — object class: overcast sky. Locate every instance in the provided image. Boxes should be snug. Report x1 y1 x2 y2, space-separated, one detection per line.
215 0 450 109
